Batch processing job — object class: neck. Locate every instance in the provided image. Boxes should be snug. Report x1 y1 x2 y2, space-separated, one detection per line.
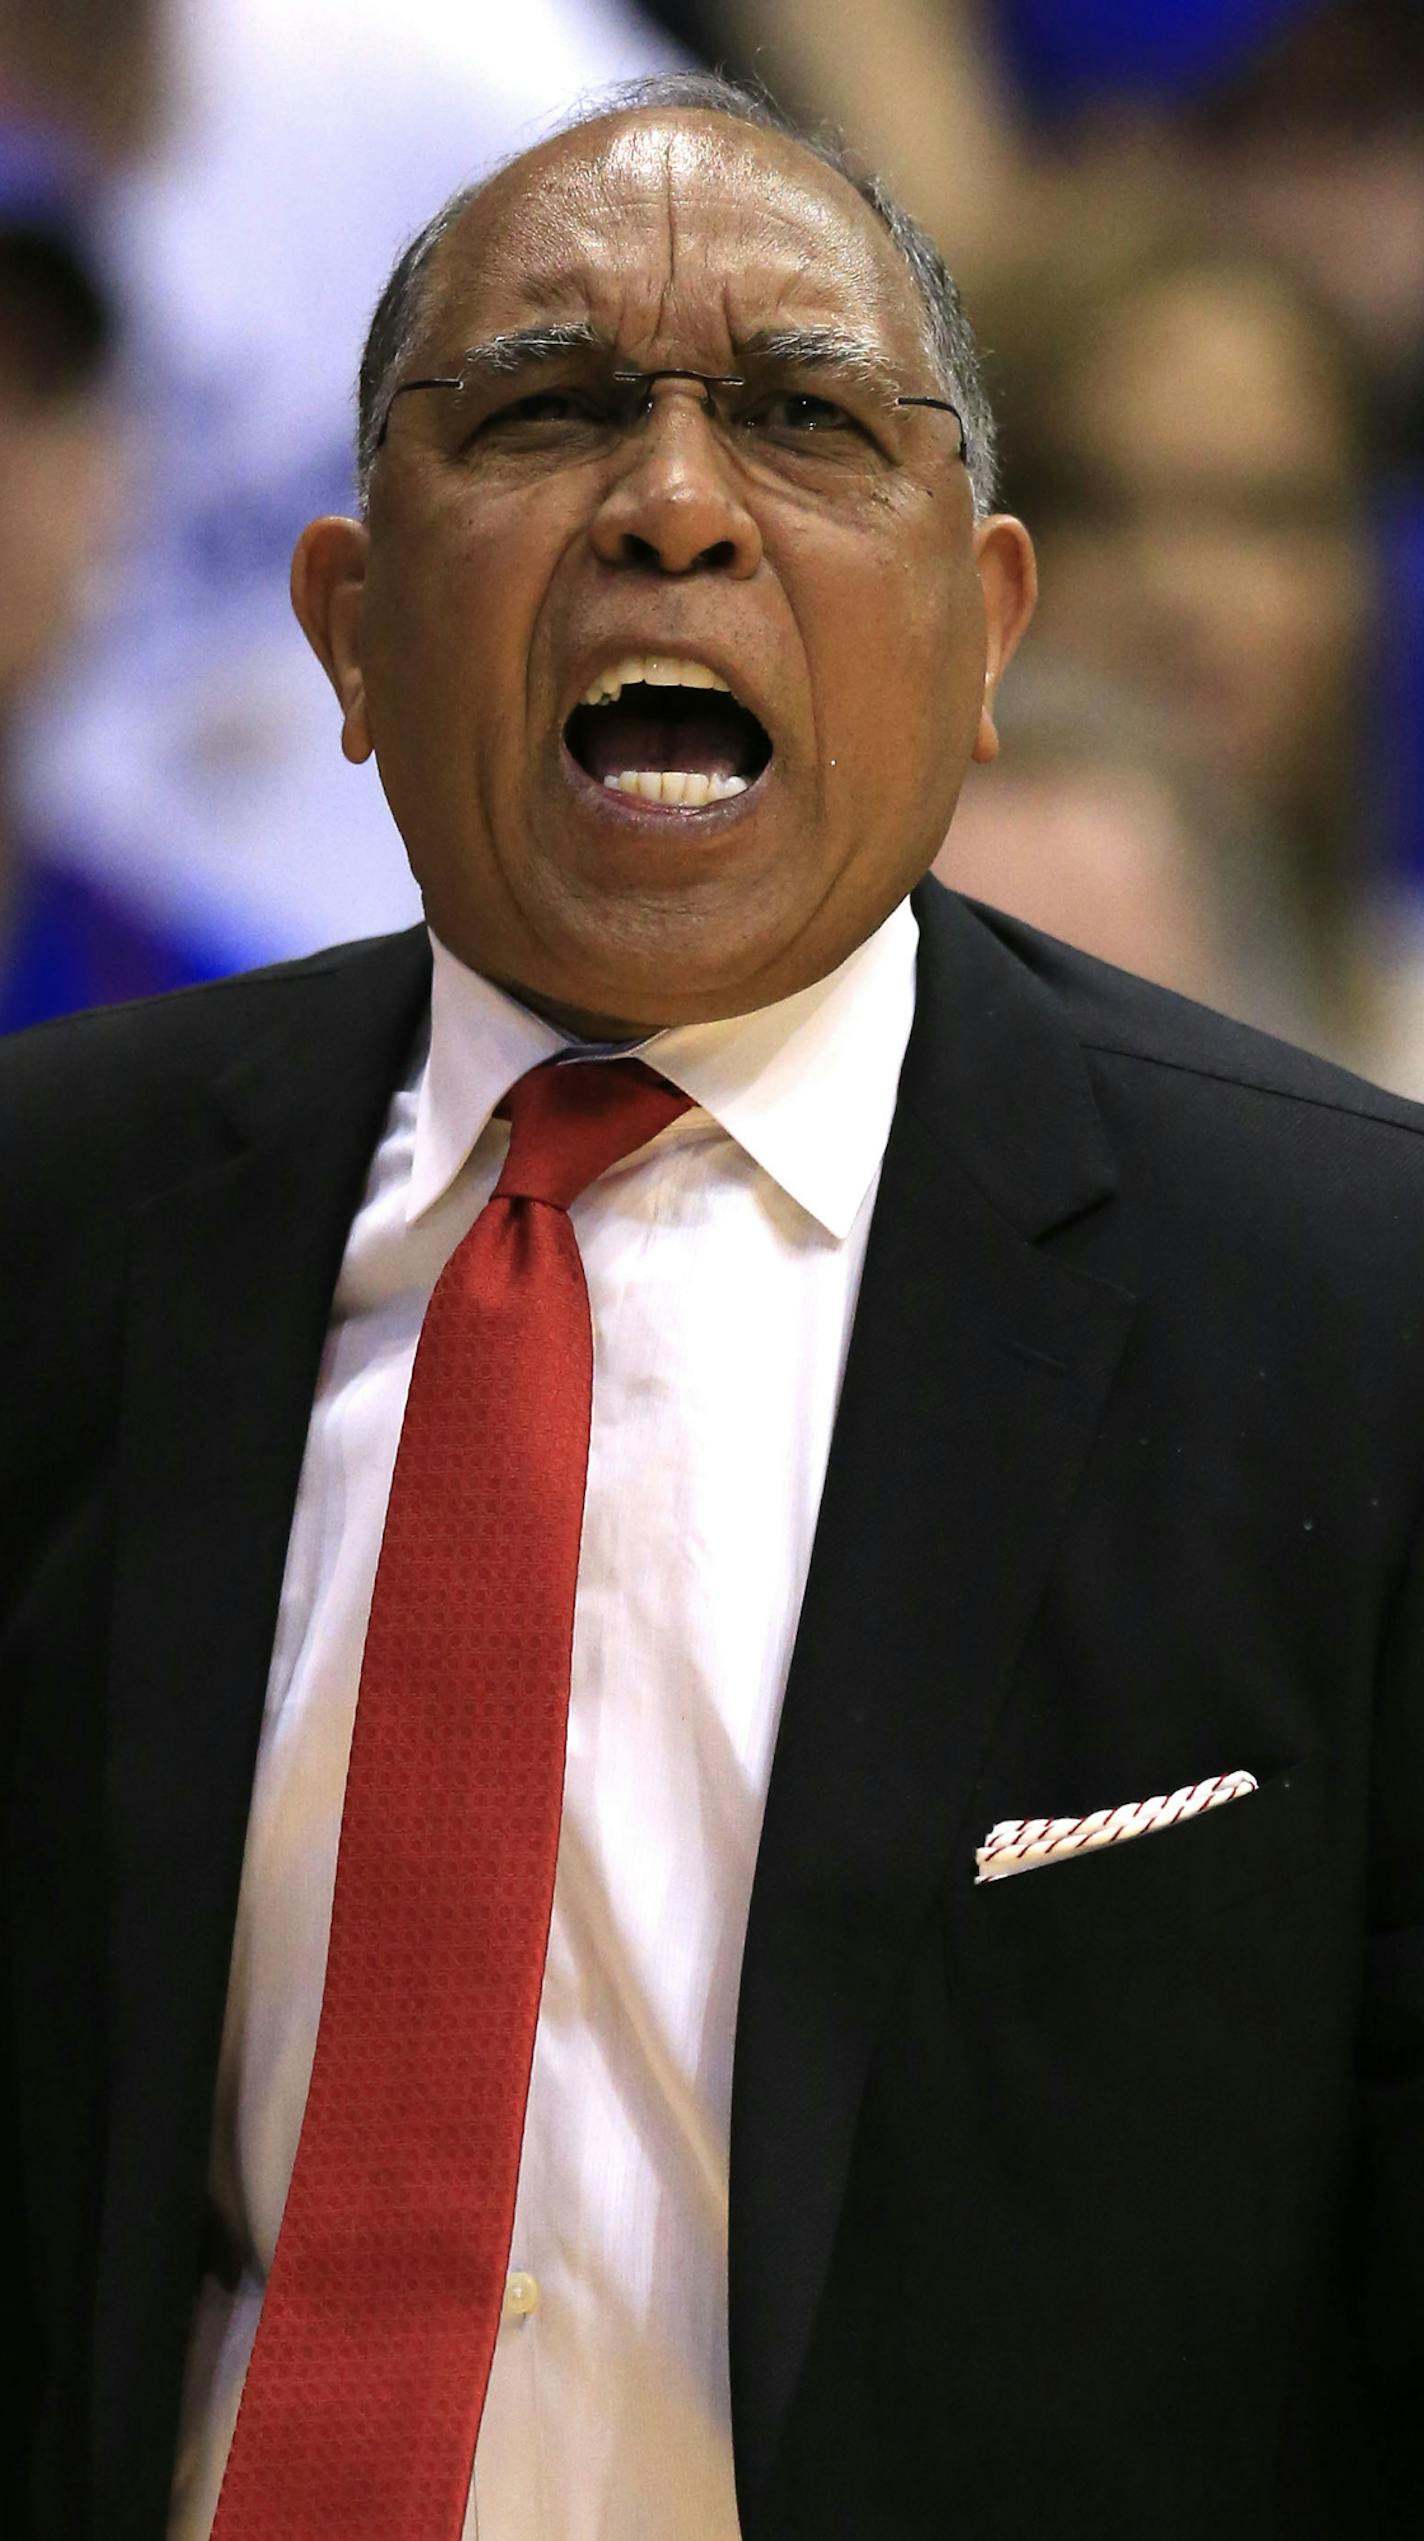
496 976 663 1044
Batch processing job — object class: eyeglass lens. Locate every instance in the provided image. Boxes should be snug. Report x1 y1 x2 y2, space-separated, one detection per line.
380 351 967 474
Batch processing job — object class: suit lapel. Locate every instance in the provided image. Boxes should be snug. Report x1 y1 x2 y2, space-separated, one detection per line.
729 885 1137 2528
90 931 431 2539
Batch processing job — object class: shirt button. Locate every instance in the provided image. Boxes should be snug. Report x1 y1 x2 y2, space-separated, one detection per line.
503 2270 541 2321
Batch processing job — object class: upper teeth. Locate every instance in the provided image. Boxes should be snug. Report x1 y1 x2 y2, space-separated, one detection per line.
581 654 732 706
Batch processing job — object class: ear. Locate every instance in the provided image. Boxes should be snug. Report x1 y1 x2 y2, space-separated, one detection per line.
290 515 373 764
970 514 1037 766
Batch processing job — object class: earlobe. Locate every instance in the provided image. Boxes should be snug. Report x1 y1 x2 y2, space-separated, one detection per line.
291 515 374 764
972 696 1001 767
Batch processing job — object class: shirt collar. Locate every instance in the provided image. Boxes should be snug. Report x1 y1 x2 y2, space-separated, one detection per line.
408 896 919 1240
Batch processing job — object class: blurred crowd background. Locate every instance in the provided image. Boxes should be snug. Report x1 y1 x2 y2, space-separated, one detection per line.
1 0 1421 1088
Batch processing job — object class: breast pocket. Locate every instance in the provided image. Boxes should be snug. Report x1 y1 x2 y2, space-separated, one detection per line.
961 1753 1334 1963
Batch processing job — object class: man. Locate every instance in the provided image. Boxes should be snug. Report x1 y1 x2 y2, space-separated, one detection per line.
3 69 1423 2541
934 658 1324 1051
0 117 232 1028
14 0 676 974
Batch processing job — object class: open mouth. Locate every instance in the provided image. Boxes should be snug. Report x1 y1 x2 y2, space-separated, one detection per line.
563 654 773 809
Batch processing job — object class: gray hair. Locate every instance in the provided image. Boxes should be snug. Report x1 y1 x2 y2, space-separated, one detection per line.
355 70 997 515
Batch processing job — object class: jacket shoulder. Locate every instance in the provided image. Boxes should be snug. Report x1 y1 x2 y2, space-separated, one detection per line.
0 929 430 1180
963 897 1424 1141
910 888 1424 1341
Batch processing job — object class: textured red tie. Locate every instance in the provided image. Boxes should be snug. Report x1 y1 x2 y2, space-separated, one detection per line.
210 1055 693 2540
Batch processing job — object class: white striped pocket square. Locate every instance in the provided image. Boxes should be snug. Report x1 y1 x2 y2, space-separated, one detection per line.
975 1769 1259 1884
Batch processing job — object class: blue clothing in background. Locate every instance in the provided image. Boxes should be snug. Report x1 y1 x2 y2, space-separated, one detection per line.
0 851 236 1034
997 0 1319 111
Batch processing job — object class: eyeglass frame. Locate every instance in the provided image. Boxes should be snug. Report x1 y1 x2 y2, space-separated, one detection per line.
374 358 970 474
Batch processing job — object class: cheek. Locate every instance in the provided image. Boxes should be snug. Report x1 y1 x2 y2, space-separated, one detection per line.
362 497 555 740
794 536 976 804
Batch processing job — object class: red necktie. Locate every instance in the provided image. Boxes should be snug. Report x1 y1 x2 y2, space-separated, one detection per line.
211 1055 693 2539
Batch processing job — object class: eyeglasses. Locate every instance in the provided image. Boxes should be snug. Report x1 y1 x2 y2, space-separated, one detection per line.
374 345 970 484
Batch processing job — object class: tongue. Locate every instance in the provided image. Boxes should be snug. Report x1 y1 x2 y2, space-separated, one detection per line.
580 700 750 783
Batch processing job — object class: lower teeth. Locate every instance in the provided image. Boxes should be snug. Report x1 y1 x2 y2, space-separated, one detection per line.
602 769 750 806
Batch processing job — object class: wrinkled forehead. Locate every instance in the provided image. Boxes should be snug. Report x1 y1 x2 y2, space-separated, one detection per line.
421 111 929 371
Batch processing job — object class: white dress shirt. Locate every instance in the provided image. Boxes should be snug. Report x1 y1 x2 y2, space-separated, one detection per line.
166 896 919 2541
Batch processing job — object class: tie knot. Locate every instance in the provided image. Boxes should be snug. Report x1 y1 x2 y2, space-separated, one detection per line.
493 1057 692 1210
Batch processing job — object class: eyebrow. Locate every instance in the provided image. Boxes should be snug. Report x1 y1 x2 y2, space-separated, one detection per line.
730 326 902 396
444 318 900 395
452 320 606 381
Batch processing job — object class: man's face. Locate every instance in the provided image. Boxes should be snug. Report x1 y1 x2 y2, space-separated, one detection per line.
1026 270 1369 830
295 110 1034 1033
0 263 117 709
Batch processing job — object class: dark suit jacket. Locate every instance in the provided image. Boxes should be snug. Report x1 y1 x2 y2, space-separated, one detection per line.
4 877 1424 2540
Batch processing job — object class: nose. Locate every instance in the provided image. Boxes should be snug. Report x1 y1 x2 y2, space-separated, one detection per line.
587 377 763 579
